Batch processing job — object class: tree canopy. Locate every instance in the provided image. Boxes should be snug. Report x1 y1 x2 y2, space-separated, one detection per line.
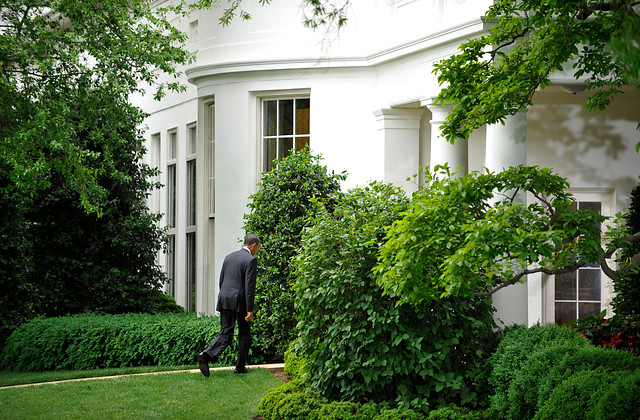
1 0 192 214
433 0 640 147
374 166 640 305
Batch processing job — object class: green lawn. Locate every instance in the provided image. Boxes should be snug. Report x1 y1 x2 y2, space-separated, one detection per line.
0 367 281 419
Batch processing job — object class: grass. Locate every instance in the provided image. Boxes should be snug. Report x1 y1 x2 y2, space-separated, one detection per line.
0 365 196 388
0 367 282 419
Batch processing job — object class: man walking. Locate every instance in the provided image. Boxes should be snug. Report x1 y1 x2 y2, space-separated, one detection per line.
197 234 260 377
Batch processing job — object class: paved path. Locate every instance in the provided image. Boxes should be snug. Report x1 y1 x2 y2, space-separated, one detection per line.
1 363 285 389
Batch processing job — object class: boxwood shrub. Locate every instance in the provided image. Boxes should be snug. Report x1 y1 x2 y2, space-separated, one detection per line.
0 313 256 371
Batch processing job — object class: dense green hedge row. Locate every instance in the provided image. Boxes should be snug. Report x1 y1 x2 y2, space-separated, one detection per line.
0 313 253 372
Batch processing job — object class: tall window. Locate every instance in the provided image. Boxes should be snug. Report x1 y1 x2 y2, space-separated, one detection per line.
166 129 177 228
186 123 197 311
262 98 310 171
151 133 161 212
167 234 175 297
554 201 603 325
166 129 178 297
205 102 215 217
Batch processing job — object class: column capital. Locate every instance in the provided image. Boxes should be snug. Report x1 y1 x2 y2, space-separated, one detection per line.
373 108 425 131
421 97 454 124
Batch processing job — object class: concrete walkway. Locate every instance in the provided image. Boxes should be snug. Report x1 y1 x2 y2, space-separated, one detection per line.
1 363 285 389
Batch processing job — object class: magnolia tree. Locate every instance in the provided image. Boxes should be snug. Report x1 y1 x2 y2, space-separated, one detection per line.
433 0 640 147
374 166 640 305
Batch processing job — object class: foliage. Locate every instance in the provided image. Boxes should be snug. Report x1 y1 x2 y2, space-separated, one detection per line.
283 343 307 380
426 406 488 420
487 324 590 418
572 311 640 353
590 369 640 419
487 324 640 419
613 181 640 315
375 165 636 306
294 182 498 412
259 380 427 420
533 368 616 420
433 0 640 148
0 0 191 212
243 150 345 359
0 0 193 343
0 313 252 372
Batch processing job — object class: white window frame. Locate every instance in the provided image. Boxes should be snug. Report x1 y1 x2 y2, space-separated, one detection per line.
258 92 311 173
543 188 616 324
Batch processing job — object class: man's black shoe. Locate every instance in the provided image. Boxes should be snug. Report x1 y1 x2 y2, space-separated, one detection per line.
234 367 249 374
197 353 210 378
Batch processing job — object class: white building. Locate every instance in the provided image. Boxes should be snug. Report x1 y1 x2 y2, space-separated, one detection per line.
135 0 640 326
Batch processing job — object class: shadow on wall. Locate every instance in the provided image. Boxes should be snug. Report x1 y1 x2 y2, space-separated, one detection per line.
527 89 640 207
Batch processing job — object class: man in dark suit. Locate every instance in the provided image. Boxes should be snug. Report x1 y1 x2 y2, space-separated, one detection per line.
197 234 260 377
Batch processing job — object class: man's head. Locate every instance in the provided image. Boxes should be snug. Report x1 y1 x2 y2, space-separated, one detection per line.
244 234 261 256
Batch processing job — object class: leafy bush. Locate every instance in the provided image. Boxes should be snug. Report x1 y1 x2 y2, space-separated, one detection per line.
487 323 589 417
613 180 640 315
534 368 614 420
590 369 640 419
0 313 247 371
294 182 498 412
283 343 306 380
426 406 487 420
573 311 640 354
259 381 427 420
243 150 345 360
488 323 640 419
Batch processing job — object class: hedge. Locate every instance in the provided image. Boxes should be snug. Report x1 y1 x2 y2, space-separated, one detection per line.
0 313 259 372
488 323 640 419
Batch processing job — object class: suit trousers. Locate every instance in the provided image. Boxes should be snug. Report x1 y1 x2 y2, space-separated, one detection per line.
201 309 252 369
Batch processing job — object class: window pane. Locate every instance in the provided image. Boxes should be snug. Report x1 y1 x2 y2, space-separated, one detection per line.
279 138 293 159
264 138 277 171
579 269 601 301
264 100 277 136
279 100 294 135
555 303 576 326
579 303 601 320
580 201 602 233
295 99 310 135
555 271 576 300
295 137 310 152
187 160 196 226
167 164 176 228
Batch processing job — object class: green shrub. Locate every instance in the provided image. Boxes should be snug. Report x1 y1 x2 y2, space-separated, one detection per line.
294 182 498 412
488 324 640 419
258 380 322 420
283 343 306 380
0 313 249 371
259 381 430 420
590 369 640 419
487 323 589 418
534 368 613 420
613 181 640 315
427 406 487 420
243 150 346 360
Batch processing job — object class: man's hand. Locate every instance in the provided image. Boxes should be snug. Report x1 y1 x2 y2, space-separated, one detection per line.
245 312 254 322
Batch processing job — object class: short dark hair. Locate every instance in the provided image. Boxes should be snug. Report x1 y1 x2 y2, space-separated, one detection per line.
244 234 260 246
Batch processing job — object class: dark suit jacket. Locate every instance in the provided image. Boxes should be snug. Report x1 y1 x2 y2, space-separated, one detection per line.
216 248 257 314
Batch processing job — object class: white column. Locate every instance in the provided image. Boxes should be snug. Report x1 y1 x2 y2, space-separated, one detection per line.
485 110 529 326
423 98 468 176
485 111 527 172
373 108 424 194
